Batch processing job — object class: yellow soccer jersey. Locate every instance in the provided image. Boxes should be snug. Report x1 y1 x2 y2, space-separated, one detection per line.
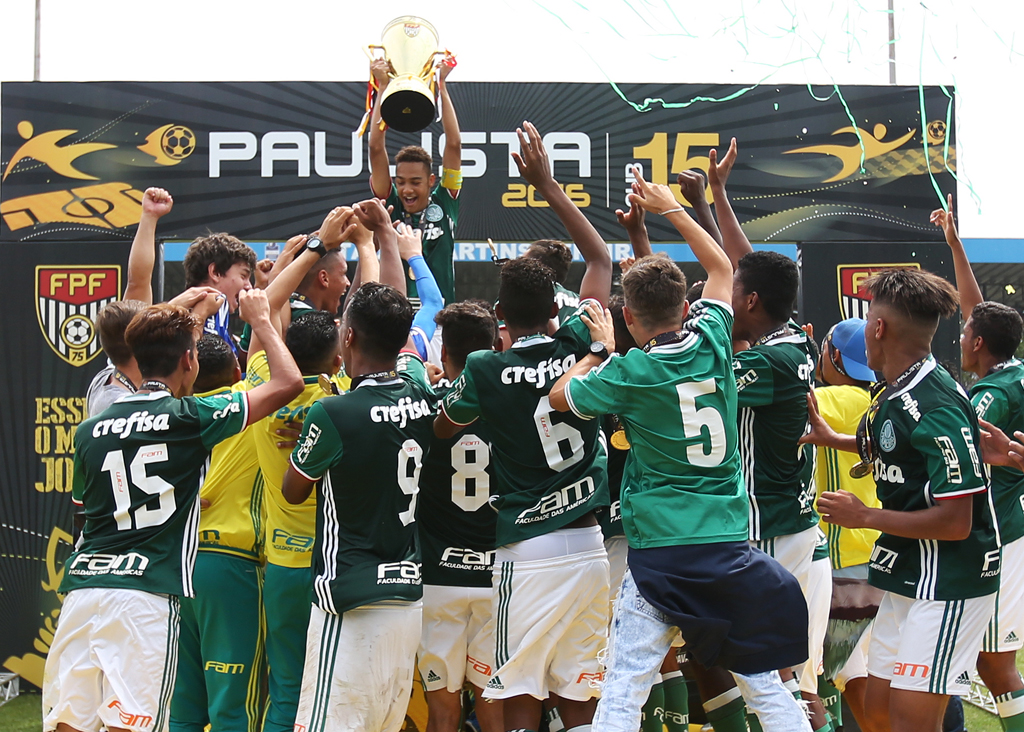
247 351 345 568
813 384 882 569
195 382 264 561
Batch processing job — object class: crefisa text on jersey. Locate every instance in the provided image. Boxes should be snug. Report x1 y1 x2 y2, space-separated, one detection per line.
369 397 433 429
91 410 171 439
501 354 577 389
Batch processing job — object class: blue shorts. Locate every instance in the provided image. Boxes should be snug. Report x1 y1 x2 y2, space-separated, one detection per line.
628 541 808 674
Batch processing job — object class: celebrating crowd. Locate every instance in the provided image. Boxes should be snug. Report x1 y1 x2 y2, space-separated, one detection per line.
40 61 1024 732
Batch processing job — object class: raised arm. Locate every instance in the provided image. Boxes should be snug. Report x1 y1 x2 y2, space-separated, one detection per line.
347 218 379 289
124 187 173 304
630 167 733 304
368 59 393 199
707 138 752 269
237 290 304 424
614 181 652 260
512 121 612 304
353 198 404 294
677 170 723 246
437 57 462 194
931 193 981 316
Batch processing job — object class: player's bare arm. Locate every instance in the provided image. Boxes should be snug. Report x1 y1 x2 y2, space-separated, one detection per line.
799 389 858 452
282 464 315 504
123 187 173 304
550 301 615 412
818 489 973 541
932 193 983 315
707 138 752 269
630 166 733 304
512 121 612 304
368 58 393 199
677 169 723 247
615 181 652 259
238 289 304 425
438 55 462 197
354 198 404 293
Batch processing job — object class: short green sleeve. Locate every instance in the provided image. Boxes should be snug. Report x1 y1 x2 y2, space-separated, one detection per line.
687 299 735 355
441 359 482 426
565 355 625 420
289 401 344 480
554 300 598 353
972 388 1010 426
195 391 250 449
398 352 433 394
733 348 776 407
911 408 987 499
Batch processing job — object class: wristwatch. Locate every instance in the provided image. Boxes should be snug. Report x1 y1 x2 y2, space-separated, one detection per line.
589 341 610 360
305 236 328 258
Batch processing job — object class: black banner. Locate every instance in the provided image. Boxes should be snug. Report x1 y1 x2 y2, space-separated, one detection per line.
799 241 961 373
3 82 955 244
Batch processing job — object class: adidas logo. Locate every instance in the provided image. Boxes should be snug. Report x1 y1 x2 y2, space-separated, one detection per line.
426 670 441 683
486 676 504 690
954 671 972 686
1005 631 1020 644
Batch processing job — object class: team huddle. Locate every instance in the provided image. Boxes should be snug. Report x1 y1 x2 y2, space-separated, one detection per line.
39 61 1024 732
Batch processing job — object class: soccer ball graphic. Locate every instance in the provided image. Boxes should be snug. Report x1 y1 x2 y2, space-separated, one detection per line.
161 125 196 160
926 120 947 145
62 315 94 348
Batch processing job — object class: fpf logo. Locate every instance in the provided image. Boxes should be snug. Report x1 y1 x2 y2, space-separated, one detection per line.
837 264 921 320
36 266 121 366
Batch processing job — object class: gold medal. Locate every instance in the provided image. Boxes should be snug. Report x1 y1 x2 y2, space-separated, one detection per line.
318 373 340 395
849 460 872 479
610 428 630 451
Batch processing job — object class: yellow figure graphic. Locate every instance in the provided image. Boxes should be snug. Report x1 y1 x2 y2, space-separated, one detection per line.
3 120 116 181
784 123 915 182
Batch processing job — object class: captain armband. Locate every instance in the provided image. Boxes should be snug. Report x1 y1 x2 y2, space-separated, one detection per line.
441 167 463 191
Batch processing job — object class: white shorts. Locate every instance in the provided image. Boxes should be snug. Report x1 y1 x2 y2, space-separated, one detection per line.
984 535 1024 653
834 623 871 692
867 591 996 695
294 602 422 732
605 536 628 609
43 588 180 732
487 526 609 701
418 584 495 692
756 526 829 694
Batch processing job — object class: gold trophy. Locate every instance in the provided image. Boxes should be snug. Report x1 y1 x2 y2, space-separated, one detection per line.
369 16 445 132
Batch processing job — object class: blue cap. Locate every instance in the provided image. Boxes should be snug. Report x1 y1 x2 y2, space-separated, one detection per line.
829 318 876 383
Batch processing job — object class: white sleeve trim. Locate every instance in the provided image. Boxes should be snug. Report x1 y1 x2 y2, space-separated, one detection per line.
288 454 321 482
240 391 251 429
564 376 596 421
933 485 988 500
440 400 477 427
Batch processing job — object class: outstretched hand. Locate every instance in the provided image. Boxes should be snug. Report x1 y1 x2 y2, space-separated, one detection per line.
628 165 686 215
930 193 958 245
798 389 836 447
615 181 647 235
708 138 738 190
676 170 708 207
511 121 554 189
319 206 355 249
979 419 1024 471
394 221 424 260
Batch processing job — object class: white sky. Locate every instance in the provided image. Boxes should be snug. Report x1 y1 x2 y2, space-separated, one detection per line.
1 0 1021 239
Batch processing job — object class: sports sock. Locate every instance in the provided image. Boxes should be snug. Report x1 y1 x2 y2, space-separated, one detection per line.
996 687 1024 731
817 676 841 729
641 674 665 732
703 687 747 732
545 706 565 732
783 676 802 699
661 670 689 732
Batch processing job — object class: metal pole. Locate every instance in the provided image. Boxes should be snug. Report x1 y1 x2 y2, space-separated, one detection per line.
888 0 897 84
34 0 41 81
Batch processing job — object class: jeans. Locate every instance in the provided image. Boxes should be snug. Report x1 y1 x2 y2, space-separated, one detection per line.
593 570 812 732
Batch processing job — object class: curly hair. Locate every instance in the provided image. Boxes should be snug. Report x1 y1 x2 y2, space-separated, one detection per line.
286 311 341 375
395 145 433 174
183 233 256 287
194 334 238 393
525 240 572 283
497 258 555 329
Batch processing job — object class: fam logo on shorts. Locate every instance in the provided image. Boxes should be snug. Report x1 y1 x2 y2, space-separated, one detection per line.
36 265 121 366
837 263 921 320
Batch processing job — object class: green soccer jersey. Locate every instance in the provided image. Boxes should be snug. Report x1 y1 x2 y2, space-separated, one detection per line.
386 183 459 304
419 379 498 588
555 283 581 326
868 358 999 600
970 359 1024 545
289 354 435 615
62 389 250 597
441 304 609 546
733 323 818 541
566 299 748 548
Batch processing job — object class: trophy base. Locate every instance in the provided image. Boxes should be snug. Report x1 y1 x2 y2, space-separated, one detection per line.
381 79 436 133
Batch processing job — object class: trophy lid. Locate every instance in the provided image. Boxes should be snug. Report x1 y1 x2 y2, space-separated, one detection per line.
382 16 439 44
